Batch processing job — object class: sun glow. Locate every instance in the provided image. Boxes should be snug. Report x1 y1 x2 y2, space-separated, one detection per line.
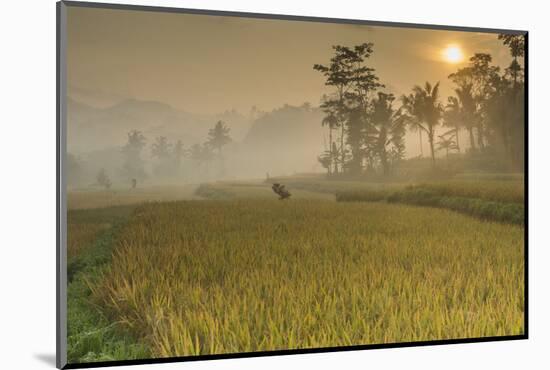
442 45 464 63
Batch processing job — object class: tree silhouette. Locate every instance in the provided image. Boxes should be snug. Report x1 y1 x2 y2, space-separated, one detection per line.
436 134 458 160
96 168 112 189
173 140 185 170
314 43 383 175
485 60 525 169
319 94 344 175
443 96 462 152
401 93 425 157
453 84 478 152
151 136 173 176
498 34 525 86
402 82 443 167
190 143 214 166
449 53 500 150
317 150 333 174
189 144 202 164
206 121 231 156
151 136 172 160
345 107 366 174
321 113 337 175
371 92 406 175
121 130 147 181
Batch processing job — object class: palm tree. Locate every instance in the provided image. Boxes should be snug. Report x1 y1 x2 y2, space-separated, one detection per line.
401 94 424 157
454 84 478 152
448 53 500 151
371 92 406 175
436 134 458 160
402 82 443 167
443 96 462 152
317 150 332 174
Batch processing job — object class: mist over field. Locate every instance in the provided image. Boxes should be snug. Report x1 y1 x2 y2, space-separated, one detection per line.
66 7 523 190
67 97 329 186
67 92 484 188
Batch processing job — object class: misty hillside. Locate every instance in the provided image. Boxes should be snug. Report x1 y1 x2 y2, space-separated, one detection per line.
67 97 252 153
234 104 326 176
67 98 334 185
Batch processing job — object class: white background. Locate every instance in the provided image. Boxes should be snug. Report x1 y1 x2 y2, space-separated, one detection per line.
0 0 547 369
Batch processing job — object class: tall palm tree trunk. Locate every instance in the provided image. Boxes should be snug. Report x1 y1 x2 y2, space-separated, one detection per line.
428 130 436 168
455 127 460 152
328 127 333 176
468 127 476 152
380 149 389 176
418 129 424 157
340 125 345 174
477 124 484 150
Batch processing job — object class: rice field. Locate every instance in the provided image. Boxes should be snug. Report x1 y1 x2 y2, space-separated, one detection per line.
66 177 525 362
67 206 136 259
67 222 110 259
68 184 199 210
85 199 524 358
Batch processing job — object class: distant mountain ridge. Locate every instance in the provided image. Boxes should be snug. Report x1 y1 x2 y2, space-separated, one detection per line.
67 97 252 154
67 97 328 177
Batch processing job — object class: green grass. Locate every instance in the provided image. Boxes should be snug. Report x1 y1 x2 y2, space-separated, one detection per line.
67 206 136 281
335 189 393 202
387 189 524 225
68 184 200 210
195 182 334 201
402 181 524 204
335 180 524 224
88 199 524 358
67 206 150 363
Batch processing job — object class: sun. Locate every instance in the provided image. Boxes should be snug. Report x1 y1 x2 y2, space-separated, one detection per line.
442 45 464 63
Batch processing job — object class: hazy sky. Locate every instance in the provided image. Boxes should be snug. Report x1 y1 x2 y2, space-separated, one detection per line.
67 6 514 114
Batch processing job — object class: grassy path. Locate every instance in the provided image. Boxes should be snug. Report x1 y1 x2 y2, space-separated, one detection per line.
67 206 149 363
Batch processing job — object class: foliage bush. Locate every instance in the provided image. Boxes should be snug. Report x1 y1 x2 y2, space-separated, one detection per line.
337 183 524 225
386 188 524 225
406 181 524 204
